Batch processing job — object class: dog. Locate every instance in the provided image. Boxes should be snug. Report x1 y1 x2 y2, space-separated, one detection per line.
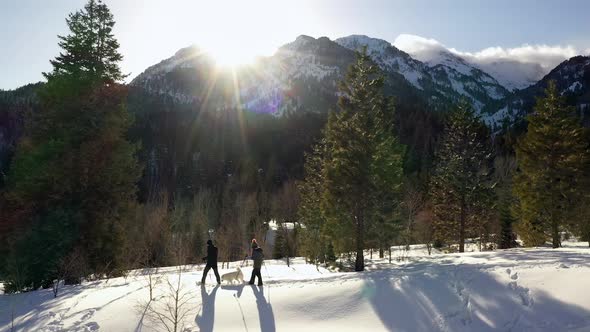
221 267 244 284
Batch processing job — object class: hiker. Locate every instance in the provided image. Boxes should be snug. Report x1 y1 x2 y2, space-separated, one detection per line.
201 239 221 285
249 241 264 286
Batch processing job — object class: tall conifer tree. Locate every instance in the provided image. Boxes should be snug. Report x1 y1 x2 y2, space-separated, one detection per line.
321 49 404 271
3 0 140 290
431 101 494 252
513 81 590 248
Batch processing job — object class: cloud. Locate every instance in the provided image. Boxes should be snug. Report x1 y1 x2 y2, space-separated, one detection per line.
452 44 578 70
393 34 588 90
394 34 581 69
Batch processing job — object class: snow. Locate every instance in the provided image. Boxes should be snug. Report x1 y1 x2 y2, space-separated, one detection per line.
336 35 426 90
564 81 583 94
392 34 564 91
335 35 391 54
2 242 590 331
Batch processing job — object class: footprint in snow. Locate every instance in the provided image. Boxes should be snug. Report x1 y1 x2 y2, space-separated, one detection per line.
508 281 533 307
69 322 100 332
510 272 518 280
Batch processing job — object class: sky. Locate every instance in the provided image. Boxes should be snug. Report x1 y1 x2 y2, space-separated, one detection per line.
1 0 590 90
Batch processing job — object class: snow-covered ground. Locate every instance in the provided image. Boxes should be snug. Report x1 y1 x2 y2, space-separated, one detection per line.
1 242 590 332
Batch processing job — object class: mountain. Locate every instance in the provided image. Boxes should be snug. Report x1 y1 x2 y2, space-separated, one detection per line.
484 55 590 130
131 35 511 116
393 34 556 92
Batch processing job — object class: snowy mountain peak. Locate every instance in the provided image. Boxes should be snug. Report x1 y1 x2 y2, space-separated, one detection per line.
335 35 393 54
281 35 316 51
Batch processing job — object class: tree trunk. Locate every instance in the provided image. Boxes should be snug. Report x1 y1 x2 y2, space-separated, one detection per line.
355 213 365 272
388 247 391 264
459 201 466 253
379 247 384 259
552 219 560 248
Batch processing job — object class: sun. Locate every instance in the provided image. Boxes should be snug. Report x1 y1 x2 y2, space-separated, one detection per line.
206 44 259 68
192 0 307 68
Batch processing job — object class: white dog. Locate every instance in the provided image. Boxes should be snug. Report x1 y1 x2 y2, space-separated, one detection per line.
221 267 244 284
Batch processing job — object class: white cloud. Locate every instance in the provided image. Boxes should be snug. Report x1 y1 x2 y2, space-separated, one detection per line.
452 44 577 70
393 34 587 90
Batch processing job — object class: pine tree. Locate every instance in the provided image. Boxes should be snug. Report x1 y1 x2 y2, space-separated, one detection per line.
494 155 518 249
321 49 405 271
513 81 590 248
298 140 329 264
3 0 140 290
44 0 124 83
431 101 494 253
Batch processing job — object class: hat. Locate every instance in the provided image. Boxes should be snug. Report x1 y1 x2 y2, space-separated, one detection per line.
207 240 213 245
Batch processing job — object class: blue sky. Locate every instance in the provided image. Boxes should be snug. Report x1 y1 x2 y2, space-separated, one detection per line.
1 0 589 89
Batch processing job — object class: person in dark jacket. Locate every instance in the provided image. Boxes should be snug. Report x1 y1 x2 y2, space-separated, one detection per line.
201 240 221 284
249 242 264 286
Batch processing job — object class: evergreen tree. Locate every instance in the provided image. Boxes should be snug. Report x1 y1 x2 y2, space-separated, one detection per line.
272 225 287 259
431 101 494 253
298 140 328 264
513 81 590 248
3 0 140 291
44 0 124 83
321 49 405 271
494 155 518 249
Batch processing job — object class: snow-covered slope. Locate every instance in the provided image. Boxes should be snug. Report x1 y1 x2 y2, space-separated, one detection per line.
131 34 516 118
484 55 590 130
336 35 428 89
393 34 561 91
336 35 510 113
2 243 590 331
131 35 356 116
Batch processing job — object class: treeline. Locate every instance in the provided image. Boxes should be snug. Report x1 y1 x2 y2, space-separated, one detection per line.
297 63 590 271
1 0 589 293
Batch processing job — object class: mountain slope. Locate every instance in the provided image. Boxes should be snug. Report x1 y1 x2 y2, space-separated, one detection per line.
132 35 512 117
336 35 510 112
485 55 590 129
393 34 556 91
